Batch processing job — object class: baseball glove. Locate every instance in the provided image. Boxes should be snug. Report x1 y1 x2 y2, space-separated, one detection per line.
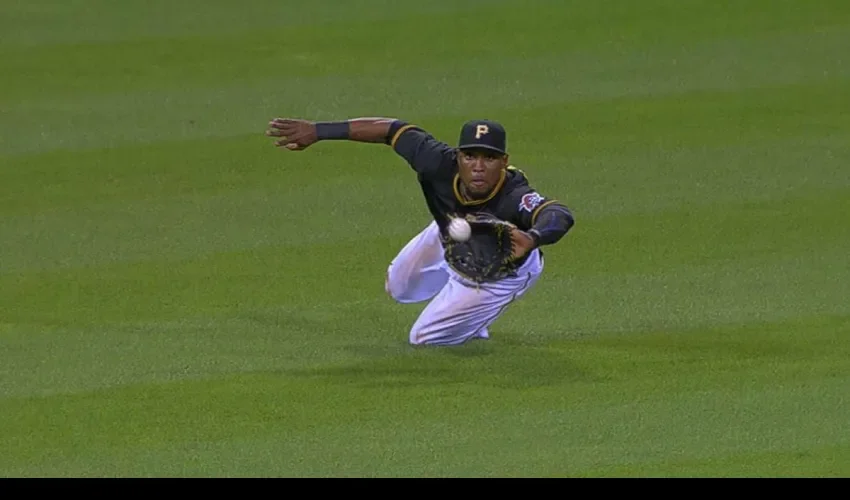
443 212 521 283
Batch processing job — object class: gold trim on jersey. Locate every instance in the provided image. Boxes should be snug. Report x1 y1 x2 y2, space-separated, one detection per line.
390 124 417 149
452 168 507 206
506 165 527 180
531 200 560 225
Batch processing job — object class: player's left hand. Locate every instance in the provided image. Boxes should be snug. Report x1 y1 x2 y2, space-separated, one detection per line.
265 118 318 150
509 228 537 261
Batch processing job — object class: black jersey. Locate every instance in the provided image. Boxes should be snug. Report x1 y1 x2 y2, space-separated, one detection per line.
391 124 571 280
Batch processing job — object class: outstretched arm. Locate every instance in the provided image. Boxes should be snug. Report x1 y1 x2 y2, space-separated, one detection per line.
265 117 398 150
266 116 454 178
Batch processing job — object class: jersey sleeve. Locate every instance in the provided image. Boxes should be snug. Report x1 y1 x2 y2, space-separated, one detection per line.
509 185 575 245
388 122 455 178
509 186 557 229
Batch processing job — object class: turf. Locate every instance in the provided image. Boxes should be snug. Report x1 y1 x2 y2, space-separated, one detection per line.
1 0 849 477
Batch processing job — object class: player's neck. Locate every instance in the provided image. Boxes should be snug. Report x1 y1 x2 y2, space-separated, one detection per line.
460 184 486 201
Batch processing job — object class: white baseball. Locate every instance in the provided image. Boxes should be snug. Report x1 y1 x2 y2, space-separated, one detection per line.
448 217 471 242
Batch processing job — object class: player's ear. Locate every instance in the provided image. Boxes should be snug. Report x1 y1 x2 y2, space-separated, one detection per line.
503 153 510 166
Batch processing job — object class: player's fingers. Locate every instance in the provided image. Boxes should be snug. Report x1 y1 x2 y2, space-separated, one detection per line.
268 118 292 128
274 128 307 145
267 124 298 136
274 135 307 149
286 142 309 151
269 123 299 135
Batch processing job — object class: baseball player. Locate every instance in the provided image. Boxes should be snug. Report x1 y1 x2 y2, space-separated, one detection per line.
265 117 575 346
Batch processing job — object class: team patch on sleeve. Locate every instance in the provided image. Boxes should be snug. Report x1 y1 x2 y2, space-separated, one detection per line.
519 192 545 212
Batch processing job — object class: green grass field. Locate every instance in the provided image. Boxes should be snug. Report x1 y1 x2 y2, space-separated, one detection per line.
2 0 849 477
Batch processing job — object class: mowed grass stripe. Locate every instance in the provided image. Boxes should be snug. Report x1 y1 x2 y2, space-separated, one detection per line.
0 0 521 48
579 445 850 477
1 317 847 476
2 25 847 155
4 0 848 98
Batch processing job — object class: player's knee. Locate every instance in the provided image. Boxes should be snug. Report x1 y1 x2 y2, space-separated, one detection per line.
409 333 441 346
386 266 429 304
409 326 430 345
386 273 412 303
409 325 468 346
409 335 464 347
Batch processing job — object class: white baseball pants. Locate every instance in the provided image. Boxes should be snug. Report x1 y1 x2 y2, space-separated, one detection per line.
385 221 543 346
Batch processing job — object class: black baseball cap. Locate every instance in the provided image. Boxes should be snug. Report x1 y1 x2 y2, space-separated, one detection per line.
457 119 507 155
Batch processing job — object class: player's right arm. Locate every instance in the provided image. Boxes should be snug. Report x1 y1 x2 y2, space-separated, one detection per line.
265 117 452 176
266 117 394 149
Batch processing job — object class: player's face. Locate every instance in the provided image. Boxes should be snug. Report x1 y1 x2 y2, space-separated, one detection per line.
457 149 508 198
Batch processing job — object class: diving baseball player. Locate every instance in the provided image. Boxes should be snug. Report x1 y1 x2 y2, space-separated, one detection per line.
265 117 575 346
